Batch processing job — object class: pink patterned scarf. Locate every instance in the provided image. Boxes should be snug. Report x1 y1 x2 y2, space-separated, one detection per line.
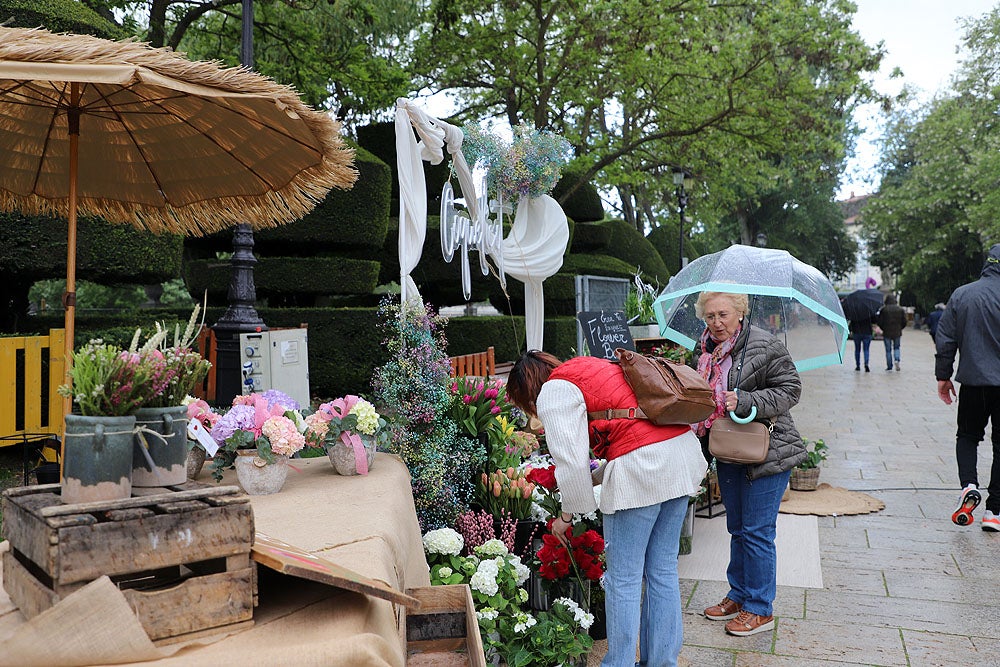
692 324 742 436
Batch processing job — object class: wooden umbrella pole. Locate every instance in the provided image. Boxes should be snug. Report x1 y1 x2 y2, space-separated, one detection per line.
61 83 81 469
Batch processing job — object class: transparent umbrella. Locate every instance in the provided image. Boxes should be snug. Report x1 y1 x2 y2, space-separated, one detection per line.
652 245 848 372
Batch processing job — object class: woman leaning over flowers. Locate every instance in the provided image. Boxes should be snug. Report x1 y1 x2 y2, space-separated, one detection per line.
506 350 706 667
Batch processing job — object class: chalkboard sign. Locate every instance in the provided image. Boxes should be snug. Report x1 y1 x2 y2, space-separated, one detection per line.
577 310 635 360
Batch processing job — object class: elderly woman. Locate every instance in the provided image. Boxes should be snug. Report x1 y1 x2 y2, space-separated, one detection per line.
506 351 706 667
693 291 805 637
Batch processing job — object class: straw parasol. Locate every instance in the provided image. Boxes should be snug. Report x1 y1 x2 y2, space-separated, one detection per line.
0 27 357 403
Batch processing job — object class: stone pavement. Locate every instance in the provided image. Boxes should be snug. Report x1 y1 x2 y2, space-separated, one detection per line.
678 329 1000 667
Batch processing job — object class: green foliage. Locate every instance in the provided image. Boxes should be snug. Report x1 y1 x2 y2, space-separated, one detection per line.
599 220 670 286
0 0 125 37
253 142 391 251
861 8 1000 309
569 222 612 253
552 168 605 222
356 122 452 216
183 257 381 304
411 0 882 240
624 272 659 325
797 438 828 470
30 280 146 312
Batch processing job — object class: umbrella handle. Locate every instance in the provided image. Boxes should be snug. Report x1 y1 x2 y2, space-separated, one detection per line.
728 390 758 423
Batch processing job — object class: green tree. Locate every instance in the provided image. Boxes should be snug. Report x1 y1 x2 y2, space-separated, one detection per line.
862 8 1000 310
411 0 882 236
81 0 418 122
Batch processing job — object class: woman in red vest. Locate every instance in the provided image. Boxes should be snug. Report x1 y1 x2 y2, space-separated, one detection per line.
507 351 706 667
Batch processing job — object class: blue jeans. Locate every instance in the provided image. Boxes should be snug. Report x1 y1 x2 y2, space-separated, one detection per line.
883 336 901 368
602 495 688 667
852 334 871 368
717 463 791 616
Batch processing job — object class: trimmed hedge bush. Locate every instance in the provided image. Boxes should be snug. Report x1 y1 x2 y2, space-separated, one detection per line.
0 0 126 38
252 142 390 252
552 168 604 222
599 220 670 285
355 121 451 216
488 253 638 317
570 222 613 253
0 212 182 283
183 256 381 303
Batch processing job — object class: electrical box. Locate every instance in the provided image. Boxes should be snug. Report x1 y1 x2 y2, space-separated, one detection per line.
238 328 310 407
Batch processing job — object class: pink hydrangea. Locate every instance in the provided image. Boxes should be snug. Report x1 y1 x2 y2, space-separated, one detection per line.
261 415 305 457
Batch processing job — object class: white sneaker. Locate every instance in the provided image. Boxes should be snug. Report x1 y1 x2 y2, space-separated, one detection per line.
983 510 1000 532
953 484 981 526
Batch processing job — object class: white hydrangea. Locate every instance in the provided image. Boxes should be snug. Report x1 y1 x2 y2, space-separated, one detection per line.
438 566 452 578
512 611 537 633
517 587 529 603
349 398 380 435
554 597 594 630
511 557 531 586
476 607 499 621
422 528 464 556
470 559 500 596
475 539 509 557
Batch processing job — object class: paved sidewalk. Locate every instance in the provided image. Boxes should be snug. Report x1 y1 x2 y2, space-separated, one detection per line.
678 329 1000 667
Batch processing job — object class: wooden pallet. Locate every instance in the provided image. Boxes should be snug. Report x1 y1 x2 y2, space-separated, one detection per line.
2 481 255 644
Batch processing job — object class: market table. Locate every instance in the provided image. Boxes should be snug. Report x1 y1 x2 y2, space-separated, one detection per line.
0 453 432 667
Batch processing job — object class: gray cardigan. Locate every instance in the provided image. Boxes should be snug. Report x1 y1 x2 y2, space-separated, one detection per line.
724 325 806 479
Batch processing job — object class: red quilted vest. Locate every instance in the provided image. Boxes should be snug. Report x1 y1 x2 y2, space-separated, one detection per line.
547 356 688 460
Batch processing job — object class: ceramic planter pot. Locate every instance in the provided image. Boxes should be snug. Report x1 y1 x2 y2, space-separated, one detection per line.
234 451 289 495
62 414 136 504
186 446 207 480
132 406 189 487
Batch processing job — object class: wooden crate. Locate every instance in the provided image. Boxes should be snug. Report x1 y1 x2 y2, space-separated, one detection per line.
2 481 255 644
406 585 486 667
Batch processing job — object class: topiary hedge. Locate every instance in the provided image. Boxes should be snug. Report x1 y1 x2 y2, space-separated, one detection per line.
599 219 670 285
552 168 605 222
252 141 390 252
570 222 613 253
183 256 380 303
488 253 638 317
355 121 451 216
0 0 126 38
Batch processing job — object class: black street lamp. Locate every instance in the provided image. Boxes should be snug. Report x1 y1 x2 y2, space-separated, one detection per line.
672 168 693 270
212 0 267 405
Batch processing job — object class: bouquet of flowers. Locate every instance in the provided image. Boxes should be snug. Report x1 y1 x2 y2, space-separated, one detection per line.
131 305 212 408
449 376 510 439
303 395 389 474
200 390 306 481
59 339 157 416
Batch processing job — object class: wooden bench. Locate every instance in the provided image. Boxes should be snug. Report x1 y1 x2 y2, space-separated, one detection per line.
449 346 495 379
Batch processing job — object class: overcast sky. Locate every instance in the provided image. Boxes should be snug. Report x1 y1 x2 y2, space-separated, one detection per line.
839 0 993 199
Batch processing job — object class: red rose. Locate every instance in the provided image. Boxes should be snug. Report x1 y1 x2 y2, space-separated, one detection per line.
585 564 604 580
526 465 557 490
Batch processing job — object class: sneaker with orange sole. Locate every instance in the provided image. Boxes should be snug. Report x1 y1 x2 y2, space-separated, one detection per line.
703 597 740 621
952 484 982 526
982 510 1000 532
725 610 775 636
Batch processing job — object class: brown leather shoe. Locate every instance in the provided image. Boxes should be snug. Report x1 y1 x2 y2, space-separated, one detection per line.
724 610 775 636
704 597 740 620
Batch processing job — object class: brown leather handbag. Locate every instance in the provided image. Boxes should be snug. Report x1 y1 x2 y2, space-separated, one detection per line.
586 348 715 425
708 415 773 464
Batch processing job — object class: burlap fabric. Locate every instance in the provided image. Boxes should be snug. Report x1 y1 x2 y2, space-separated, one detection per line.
0 454 430 666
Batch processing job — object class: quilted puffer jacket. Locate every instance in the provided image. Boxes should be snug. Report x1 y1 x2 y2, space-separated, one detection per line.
722 325 806 480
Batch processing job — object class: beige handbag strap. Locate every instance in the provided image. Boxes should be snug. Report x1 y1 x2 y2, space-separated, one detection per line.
587 407 649 421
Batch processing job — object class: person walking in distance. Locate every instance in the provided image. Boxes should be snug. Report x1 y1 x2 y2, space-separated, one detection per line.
936 244 1000 530
925 303 946 344
848 315 873 372
877 293 907 371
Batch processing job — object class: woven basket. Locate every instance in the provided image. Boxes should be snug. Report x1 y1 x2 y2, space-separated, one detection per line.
789 467 821 491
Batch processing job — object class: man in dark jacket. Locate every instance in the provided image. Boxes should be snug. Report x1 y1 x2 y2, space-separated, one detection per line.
936 243 1000 531
877 293 907 371
925 303 946 344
